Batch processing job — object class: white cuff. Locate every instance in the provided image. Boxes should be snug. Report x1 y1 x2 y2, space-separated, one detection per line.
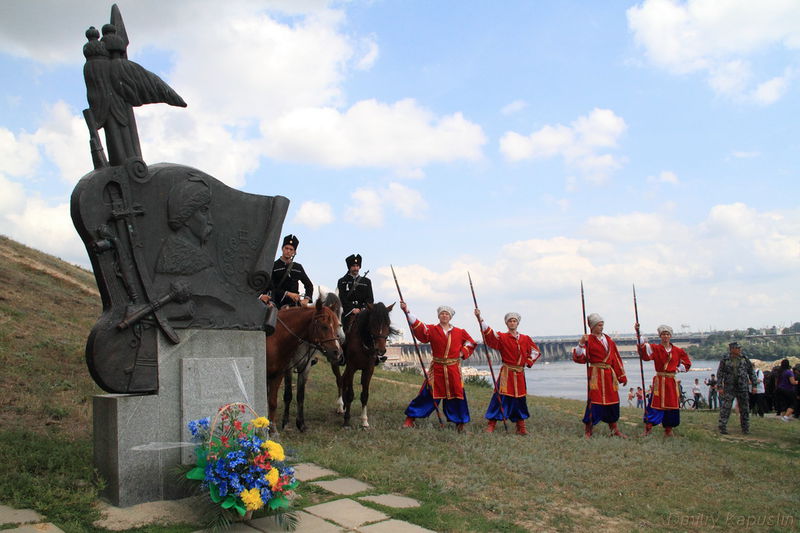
480 319 489 332
406 312 417 324
678 364 686 372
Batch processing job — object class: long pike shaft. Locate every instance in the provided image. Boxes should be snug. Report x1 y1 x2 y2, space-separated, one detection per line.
633 284 647 412
581 281 592 425
390 265 444 427
468 272 509 432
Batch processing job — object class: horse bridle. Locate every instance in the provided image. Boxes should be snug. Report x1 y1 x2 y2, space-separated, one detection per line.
277 311 340 357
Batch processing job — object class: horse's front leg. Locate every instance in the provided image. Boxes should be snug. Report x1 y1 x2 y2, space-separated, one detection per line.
359 364 375 429
331 362 345 414
281 369 293 430
342 366 356 428
267 373 284 437
295 365 311 432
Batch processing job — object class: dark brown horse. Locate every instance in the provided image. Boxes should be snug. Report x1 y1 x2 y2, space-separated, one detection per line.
266 298 342 433
332 302 397 428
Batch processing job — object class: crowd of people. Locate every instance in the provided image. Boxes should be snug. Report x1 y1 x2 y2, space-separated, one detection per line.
260 233 800 436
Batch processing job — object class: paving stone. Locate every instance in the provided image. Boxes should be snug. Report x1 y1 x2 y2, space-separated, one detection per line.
191 524 259 533
358 519 436 533
292 463 338 481
311 478 373 495
0 506 45 526
248 511 343 532
359 494 421 508
304 499 388 529
4 524 65 533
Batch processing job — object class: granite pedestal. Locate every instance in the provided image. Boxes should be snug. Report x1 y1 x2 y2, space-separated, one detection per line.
93 329 267 507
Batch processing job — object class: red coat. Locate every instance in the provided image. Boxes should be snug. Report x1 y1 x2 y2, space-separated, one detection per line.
411 320 476 399
483 328 540 397
572 334 627 405
638 343 691 410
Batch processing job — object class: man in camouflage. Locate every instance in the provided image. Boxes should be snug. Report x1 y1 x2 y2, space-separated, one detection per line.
717 342 757 434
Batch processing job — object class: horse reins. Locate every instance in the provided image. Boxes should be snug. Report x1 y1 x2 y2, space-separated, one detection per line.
276 309 340 360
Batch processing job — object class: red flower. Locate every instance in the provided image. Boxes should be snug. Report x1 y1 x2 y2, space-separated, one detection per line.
253 454 271 470
220 435 229 447
233 420 243 431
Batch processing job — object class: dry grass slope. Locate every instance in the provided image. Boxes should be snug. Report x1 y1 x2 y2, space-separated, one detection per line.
0 234 101 440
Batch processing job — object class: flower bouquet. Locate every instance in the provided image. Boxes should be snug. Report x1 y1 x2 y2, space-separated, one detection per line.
184 403 298 529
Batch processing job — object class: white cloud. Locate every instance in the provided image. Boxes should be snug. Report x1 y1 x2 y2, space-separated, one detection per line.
753 69 792 105
500 108 627 183
263 98 486 170
293 200 335 229
355 35 379 70
28 101 89 184
2 196 84 263
647 170 680 184
0 128 40 177
627 0 800 103
382 202 800 334
731 151 761 159
345 188 384 227
0 174 26 214
501 100 528 115
344 182 428 227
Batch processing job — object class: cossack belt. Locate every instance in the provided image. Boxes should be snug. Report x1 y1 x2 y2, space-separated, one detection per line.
656 371 676 377
432 357 460 366
504 364 524 372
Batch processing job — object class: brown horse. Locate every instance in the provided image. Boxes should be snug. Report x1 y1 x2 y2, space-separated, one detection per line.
266 298 342 433
332 302 397 428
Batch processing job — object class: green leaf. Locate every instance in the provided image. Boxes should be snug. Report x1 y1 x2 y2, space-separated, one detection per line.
185 467 206 481
286 481 298 490
234 500 247 516
268 495 289 510
209 483 221 503
221 495 236 509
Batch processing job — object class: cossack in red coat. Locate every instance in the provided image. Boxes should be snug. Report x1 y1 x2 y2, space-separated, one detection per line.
572 334 627 405
483 328 540 397
411 320 476 399
638 343 691 410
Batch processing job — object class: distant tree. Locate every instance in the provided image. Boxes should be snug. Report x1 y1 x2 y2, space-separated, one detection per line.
782 322 800 334
747 327 759 336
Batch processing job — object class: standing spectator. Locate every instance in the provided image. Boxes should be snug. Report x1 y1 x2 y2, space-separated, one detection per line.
763 368 776 413
717 342 757 434
627 388 635 407
635 387 644 409
705 374 718 410
750 366 766 417
775 359 798 422
692 378 702 409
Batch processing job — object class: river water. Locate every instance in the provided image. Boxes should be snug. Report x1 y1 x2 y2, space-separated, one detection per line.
468 358 721 402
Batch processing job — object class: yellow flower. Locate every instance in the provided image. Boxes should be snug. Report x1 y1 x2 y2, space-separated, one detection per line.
265 467 280 489
252 416 270 428
261 440 285 461
239 488 264 511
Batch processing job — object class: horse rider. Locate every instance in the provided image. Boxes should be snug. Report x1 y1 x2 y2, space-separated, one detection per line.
259 234 313 309
475 309 541 435
336 253 378 364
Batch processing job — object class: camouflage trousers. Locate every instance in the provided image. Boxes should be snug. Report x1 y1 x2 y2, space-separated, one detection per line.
718 388 750 432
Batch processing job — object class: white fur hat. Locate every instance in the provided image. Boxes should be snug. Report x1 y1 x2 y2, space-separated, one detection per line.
587 313 604 328
657 324 673 335
504 312 521 324
437 305 455 317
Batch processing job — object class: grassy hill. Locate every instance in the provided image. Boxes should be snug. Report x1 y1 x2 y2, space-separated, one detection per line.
0 234 798 532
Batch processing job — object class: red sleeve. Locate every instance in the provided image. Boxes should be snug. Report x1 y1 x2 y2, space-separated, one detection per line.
678 347 691 371
460 329 477 359
609 338 627 384
411 320 429 343
572 347 587 364
638 343 654 361
482 327 501 350
527 338 541 366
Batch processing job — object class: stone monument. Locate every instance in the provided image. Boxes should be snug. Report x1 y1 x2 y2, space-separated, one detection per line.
70 5 289 506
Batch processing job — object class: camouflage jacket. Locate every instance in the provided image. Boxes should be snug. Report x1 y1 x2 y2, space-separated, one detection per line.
716 354 756 393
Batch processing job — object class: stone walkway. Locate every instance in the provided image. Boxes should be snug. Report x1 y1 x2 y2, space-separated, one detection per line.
0 463 435 533
0 505 64 532
201 462 435 532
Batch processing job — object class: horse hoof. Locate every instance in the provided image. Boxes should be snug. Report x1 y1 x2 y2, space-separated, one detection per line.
360 424 370 430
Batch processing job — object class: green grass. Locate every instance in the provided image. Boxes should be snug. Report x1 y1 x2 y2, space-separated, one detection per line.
276 367 800 532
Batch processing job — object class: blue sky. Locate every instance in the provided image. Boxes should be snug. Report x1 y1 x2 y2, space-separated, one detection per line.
0 0 798 337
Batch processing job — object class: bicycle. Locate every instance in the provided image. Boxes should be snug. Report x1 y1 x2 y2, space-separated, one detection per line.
679 391 695 409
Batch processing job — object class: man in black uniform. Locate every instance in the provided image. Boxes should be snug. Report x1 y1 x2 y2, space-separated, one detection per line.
336 253 380 364
260 234 313 308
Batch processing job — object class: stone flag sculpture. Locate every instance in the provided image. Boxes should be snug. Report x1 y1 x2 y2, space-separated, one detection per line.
71 5 288 394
